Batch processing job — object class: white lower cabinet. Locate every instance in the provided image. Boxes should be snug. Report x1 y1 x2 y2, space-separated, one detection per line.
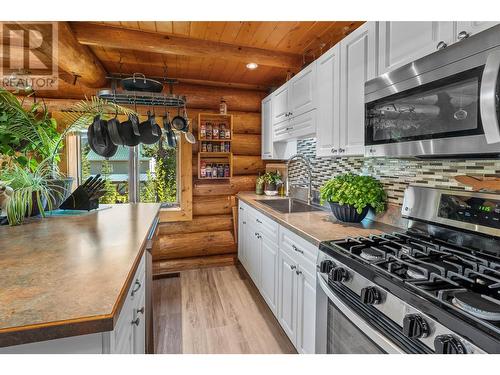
238 200 317 353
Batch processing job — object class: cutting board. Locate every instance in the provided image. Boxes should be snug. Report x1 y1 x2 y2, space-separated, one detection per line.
454 175 500 192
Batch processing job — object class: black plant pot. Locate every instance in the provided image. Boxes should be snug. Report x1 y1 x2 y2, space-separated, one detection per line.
329 202 369 223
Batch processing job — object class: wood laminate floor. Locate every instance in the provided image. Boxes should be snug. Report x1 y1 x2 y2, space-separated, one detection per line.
153 265 296 354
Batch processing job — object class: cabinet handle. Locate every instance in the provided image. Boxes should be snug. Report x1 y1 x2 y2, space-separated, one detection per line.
457 30 470 41
292 244 304 254
289 112 293 116
243 221 246 224
338 148 345 153
240 207 243 210
131 279 141 296
256 218 262 224
290 265 297 270
131 317 140 326
331 148 338 154
137 306 145 315
296 270 302 276
436 41 447 50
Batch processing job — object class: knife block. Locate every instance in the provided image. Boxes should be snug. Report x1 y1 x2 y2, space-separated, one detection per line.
60 186 100 211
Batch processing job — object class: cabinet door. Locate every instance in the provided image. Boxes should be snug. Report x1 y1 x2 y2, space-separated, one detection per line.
377 21 454 75
272 84 289 126
278 248 297 344
288 62 316 118
316 44 341 157
260 238 278 316
261 95 274 159
454 21 499 40
238 203 248 268
296 266 316 354
245 219 261 288
339 22 376 157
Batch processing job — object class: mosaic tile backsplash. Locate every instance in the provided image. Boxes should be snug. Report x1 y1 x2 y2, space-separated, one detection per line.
288 138 500 206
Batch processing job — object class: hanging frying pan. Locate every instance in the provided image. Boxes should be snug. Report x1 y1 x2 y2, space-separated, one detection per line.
139 110 162 145
107 115 124 146
119 113 141 147
182 108 196 144
171 105 188 132
87 115 118 158
120 73 163 93
162 112 177 148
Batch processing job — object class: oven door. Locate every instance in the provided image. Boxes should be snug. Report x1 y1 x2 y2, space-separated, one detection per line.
364 50 500 158
316 274 433 354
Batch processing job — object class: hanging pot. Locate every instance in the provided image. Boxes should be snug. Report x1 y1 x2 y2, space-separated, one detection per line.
106 115 124 146
139 110 162 145
120 73 163 93
171 105 188 132
162 112 177 148
119 113 141 147
87 115 118 158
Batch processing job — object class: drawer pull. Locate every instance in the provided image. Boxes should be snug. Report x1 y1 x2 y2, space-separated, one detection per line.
296 270 302 276
137 306 145 315
131 317 140 326
131 279 141 296
256 218 262 224
292 244 304 254
290 265 297 270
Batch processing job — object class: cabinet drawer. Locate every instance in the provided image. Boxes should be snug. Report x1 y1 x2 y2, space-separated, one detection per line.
274 110 316 142
248 206 279 244
279 226 318 274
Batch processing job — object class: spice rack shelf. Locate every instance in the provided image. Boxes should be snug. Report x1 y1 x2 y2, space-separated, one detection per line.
197 113 233 180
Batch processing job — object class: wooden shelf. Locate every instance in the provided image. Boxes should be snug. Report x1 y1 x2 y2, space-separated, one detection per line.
197 113 234 180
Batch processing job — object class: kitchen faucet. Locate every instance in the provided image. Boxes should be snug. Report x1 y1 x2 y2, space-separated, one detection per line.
285 154 313 205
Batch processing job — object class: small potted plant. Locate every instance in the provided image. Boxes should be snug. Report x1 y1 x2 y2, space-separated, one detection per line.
255 174 265 195
262 171 282 196
320 173 386 223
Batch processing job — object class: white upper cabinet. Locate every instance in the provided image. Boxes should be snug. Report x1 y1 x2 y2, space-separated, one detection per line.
377 21 454 75
288 62 317 119
454 21 499 41
339 22 376 156
315 44 341 157
271 84 289 126
261 95 274 159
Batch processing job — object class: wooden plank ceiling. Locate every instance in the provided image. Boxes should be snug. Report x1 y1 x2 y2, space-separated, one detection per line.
71 21 364 90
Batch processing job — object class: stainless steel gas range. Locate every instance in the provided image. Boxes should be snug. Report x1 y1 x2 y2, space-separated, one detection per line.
315 186 500 354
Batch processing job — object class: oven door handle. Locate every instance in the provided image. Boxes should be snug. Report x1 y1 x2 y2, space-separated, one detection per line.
480 50 500 144
317 274 406 354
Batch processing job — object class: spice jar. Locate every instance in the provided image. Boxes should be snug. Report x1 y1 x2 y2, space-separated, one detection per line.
218 164 224 178
225 142 230 152
213 124 219 139
224 164 230 178
206 122 212 139
207 142 213 152
200 161 206 178
213 144 219 152
201 141 207 152
200 122 206 139
220 98 227 115
225 126 230 139
205 163 211 178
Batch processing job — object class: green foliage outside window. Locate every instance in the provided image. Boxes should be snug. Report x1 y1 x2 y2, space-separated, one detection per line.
140 143 177 203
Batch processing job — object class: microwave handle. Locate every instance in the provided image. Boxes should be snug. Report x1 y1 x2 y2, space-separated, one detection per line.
480 51 500 144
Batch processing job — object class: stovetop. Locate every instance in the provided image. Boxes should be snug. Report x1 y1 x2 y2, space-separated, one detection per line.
324 228 500 324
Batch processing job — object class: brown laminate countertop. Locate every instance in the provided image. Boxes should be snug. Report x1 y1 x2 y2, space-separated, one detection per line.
237 192 402 246
0 203 160 347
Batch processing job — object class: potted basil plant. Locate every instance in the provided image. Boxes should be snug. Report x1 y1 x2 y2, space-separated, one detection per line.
262 171 282 196
320 173 387 223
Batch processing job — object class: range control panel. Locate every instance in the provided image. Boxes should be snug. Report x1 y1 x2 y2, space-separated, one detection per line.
438 194 500 229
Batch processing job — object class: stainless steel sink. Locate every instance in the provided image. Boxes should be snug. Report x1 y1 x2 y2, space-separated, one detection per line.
259 198 323 214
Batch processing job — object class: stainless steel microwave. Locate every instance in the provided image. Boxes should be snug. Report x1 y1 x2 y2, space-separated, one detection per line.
364 24 500 158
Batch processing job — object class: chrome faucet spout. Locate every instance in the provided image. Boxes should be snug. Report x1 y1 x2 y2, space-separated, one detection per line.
285 153 313 205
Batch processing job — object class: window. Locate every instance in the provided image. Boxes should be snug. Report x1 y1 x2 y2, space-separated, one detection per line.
78 132 179 206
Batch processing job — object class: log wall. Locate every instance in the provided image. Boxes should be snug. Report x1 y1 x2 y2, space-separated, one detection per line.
153 102 264 274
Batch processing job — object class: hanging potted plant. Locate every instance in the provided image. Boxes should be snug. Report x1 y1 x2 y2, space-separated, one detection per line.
262 171 282 196
320 173 387 223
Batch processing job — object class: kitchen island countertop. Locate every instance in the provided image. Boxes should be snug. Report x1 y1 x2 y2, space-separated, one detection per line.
0 203 160 347
237 192 401 246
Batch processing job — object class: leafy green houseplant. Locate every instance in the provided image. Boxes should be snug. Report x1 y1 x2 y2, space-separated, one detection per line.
262 171 282 196
320 173 387 223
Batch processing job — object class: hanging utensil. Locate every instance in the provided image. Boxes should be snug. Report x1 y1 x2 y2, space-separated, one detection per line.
171 104 188 132
182 107 195 144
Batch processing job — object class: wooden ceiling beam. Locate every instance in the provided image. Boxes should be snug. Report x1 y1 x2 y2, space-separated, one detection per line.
70 22 303 69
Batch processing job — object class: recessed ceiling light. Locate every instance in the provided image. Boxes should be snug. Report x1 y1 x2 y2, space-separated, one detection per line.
246 62 258 70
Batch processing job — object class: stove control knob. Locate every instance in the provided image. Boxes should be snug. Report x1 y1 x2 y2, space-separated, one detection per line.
434 335 467 354
319 260 334 274
329 266 349 282
403 314 429 338
360 286 382 305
